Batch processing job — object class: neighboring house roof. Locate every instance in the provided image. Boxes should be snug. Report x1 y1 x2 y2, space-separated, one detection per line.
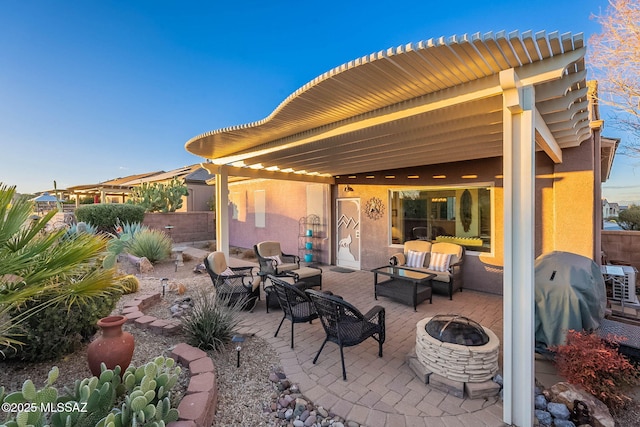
125 165 199 186
186 30 590 179
600 137 620 182
102 171 164 186
64 165 207 194
184 167 215 183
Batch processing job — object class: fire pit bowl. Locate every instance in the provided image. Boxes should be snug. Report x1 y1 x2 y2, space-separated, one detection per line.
425 314 490 346
416 316 500 383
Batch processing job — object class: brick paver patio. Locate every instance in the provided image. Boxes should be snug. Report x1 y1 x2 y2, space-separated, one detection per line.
234 266 507 427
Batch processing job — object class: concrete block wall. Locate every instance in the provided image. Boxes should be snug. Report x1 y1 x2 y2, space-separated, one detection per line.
601 230 640 272
143 212 215 243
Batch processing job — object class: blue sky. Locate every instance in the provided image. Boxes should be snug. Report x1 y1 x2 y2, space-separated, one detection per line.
1 0 636 204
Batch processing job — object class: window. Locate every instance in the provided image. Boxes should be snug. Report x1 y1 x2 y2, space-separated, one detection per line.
389 186 492 252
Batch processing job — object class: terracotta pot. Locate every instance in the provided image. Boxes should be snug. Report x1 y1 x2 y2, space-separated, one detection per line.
87 315 135 377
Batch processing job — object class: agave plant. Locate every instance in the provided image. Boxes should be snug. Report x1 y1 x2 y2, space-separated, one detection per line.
0 183 119 351
127 228 172 263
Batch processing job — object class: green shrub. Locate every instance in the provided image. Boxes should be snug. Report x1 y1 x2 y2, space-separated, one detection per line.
550 329 640 410
6 285 122 362
75 204 145 233
127 229 172 263
618 204 640 230
181 289 244 351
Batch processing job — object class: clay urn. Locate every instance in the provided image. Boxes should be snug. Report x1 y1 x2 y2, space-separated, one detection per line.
87 315 135 377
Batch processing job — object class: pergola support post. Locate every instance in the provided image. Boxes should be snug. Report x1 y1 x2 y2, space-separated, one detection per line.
215 166 230 259
501 69 535 427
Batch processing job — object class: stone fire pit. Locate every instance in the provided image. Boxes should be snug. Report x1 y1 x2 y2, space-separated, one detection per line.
415 316 500 383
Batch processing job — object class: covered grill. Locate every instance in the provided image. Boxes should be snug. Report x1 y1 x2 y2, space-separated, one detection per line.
534 251 606 350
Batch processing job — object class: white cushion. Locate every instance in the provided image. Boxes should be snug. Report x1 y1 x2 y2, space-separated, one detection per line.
428 252 452 272
220 267 235 276
266 255 282 265
406 250 427 268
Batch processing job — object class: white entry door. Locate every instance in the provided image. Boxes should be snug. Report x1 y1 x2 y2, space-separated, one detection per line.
336 198 360 270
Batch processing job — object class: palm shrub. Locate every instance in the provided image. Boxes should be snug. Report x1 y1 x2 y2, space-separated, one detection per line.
0 183 120 354
127 229 172 263
181 289 244 351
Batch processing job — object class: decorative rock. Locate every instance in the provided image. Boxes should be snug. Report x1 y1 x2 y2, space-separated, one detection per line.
284 408 294 420
535 409 552 426
554 420 576 427
493 374 503 386
535 394 548 410
267 368 352 427
549 382 614 427
139 256 154 273
547 402 570 420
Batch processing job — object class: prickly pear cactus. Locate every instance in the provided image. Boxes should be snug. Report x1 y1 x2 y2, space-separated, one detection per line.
97 357 180 426
49 364 121 427
0 367 59 427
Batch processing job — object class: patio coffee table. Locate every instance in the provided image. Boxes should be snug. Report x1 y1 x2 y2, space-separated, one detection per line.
372 266 435 311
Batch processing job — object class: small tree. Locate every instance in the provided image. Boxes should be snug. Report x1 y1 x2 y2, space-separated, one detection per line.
589 0 640 154
618 204 640 230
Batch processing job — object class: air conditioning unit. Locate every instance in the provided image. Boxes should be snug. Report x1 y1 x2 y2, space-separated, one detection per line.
611 265 639 305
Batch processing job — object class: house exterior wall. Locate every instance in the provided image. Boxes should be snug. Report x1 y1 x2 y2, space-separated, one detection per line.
226 179 330 263
225 138 598 295
182 183 213 212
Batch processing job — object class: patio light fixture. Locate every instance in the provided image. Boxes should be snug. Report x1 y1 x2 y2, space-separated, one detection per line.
161 278 169 297
231 335 245 367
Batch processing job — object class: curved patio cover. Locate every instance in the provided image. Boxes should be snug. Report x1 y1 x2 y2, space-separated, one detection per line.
186 30 588 176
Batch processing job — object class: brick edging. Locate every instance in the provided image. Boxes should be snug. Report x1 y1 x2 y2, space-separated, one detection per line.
168 343 218 427
121 292 182 335
121 294 217 426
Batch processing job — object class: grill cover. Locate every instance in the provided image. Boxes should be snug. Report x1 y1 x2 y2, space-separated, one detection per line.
425 314 489 346
535 251 606 349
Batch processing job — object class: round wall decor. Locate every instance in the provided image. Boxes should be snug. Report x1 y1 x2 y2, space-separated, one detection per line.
364 197 385 220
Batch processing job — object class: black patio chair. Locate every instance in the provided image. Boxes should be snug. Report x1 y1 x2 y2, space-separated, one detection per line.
204 252 260 311
269 275 319 348
305 289 386 380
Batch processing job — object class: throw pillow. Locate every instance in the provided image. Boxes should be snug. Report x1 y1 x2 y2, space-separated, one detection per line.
266 255 282 265
428 252 452 272
220 267 235 276
406 250 427 268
